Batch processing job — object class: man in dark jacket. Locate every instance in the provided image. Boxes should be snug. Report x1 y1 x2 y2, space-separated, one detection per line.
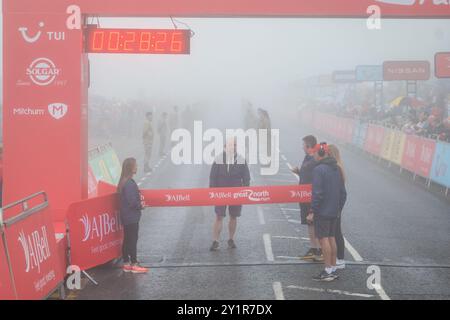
307 142 347 282
291 135 322 261
209 139 250 251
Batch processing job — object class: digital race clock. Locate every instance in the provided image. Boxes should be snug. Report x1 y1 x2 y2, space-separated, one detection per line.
86 27 191 54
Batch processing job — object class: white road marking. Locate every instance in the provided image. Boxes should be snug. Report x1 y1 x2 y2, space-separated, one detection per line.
276 256 301 260
285 162 300 181
373 284 390 301
272 236 310 241
287 219 302 225
286 285 375 298
280 208 300 211
344 237 363 262
281 154 287 161
272 282 285 300
257 207 266 225
263 234 274 262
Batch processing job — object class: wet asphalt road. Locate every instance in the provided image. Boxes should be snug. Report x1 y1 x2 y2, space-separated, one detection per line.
77 110 450 300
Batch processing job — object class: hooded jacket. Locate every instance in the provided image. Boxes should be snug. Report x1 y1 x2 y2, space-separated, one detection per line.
311 157 347 219
209 152 250 188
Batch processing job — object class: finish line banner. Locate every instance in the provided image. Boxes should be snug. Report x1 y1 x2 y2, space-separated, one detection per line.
141 185 312 207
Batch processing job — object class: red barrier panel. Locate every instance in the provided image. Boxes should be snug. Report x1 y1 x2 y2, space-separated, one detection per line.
67 193 122 271
401 135 436 178
141 184 312 207
364 124 385 156
0 232 16 300
3 206 64 299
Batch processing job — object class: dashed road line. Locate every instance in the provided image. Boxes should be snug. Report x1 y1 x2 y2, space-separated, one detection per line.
272 282 285 300
263 234 274 262
257 206 266 225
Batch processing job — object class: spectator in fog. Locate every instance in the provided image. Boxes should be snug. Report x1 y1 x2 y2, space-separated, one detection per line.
142 112 154 173
169 106 180 135
118 158 148 274
158 112 168 157
209 138 250 252
257 108 272 156
327 144 347 270
308 142 347 282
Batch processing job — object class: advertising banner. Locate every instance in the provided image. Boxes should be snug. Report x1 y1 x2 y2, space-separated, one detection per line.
430 142 450 188
3 207 64 299
356 65 383 82
7 0 450 18
0 231 16 300
364 124 385 156
67 193 122 271
383 61 430 81
380 128 395 160
389 130 407 165
141 184 312 207
435 52 450 79
401 135 436 177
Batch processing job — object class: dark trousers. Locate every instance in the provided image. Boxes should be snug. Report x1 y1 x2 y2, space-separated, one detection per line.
122 223 139 264
335 216 345 260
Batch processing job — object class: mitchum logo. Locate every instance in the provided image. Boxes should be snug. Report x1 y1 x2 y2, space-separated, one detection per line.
18 227 51 274
26 58 61 86
80 212 122 243
48 103 68 120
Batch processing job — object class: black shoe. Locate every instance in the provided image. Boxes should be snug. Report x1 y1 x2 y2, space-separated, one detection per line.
300 248 317 260
312 270 336 282
210 241 219 251
331 271 339 280
228 239 237 249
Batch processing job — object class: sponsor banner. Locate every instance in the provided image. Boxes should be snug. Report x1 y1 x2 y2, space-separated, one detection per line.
356 65 383 82
141 185 312 207
389 130 407 165
87 166 98 198
89 157 114 185
380 128 396 160
102 149 122 184
332 70 357 83
430 142 450 188
3 207 63 299
98 181 118 196
364 124 385 156
67 193 122 271
383 61 431 81
401 135 436 177
0 232 16 300
5 0 450 17
435 52 450 79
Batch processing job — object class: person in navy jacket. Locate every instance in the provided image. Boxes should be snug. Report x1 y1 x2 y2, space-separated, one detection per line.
118 157 148 274
307 143 347 282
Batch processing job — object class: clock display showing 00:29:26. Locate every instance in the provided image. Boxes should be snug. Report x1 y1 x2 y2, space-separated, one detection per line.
87 28 191 54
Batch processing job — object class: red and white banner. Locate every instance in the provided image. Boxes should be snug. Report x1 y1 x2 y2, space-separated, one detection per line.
67 193 122 271
383 61 431 81
5 0 450 17
401 135 436 177
141 184 312 207
435 52 450 78
364 124 385 156
3 207 64 300
0 234 16 300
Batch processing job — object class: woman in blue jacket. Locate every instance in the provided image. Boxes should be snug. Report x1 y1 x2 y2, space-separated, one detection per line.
118 158 148 274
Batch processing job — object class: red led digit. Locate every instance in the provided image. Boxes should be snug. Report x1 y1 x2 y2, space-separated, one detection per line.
123 32 136 51
91 31 105 51
154 32 167 52
170 32 183 52
108 31 120 51
139 32 151 51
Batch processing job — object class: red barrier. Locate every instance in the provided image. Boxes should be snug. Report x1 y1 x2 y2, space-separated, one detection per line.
364 124 385 156
67 184 311 270
401 135 436 178
141 184 312 207
0 232 16 300
67 193 122 271
3 205 64 299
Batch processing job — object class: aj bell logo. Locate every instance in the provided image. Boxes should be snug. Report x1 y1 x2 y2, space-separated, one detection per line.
18 227 51 274
18 22 66 44
80 212 122 243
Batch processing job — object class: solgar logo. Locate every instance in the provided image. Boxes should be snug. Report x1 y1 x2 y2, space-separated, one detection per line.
165 194 191 202
26 58 61 86
80 212 122 243
18 227 51 274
